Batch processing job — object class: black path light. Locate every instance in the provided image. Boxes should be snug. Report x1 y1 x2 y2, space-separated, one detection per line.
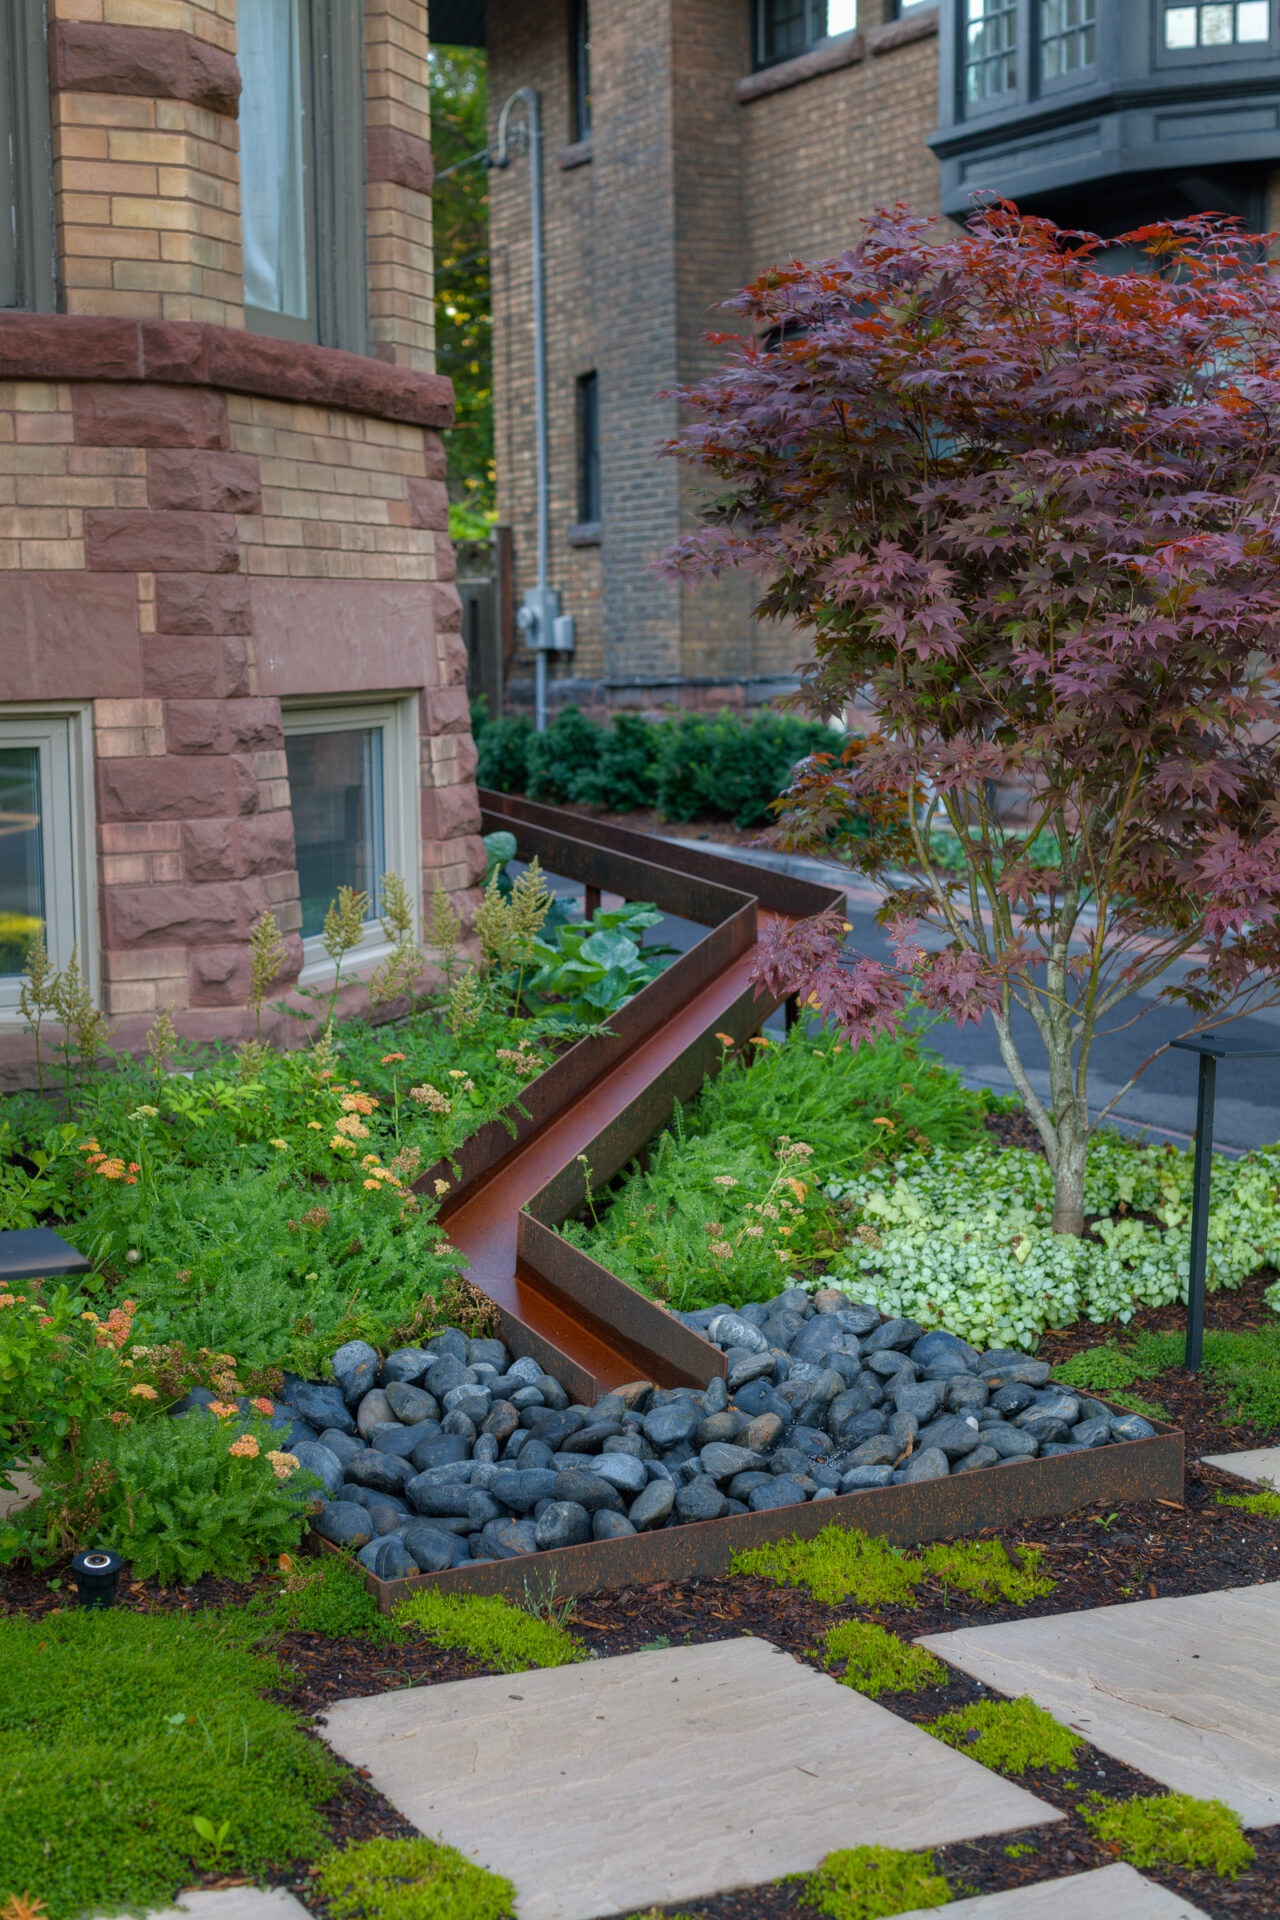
1170 1033 1280 1371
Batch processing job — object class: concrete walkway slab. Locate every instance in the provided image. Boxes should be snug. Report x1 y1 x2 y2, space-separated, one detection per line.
1201 1446 1280 1488
890 1863 1209 1918
920 1581 1280 1826
91 1891 310 1920
319 1637 1059 1920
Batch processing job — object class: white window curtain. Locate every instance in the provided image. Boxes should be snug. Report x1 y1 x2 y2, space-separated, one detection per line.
239 0 309 318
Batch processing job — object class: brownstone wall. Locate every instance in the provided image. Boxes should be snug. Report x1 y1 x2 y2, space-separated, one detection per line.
486 0 944 706
0 345 474 1072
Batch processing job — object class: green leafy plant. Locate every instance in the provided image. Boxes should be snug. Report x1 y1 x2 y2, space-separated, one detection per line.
0 1608 339 1920
23 1411 320 1581
794 1845 949 1919
816 1621 944 1698
392 1589 587 1672
525 902 675 1027
1080 1792 1254 1878
315 1836 516 1920
927 1697 1082 1774
190 1814 234 1866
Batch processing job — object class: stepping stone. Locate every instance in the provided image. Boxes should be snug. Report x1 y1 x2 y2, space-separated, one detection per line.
920 1581 1280 1825
92 1893 310 1920
890 1862 1209 1917
1201 1445 1280 1488
319 1637 1058 1920
0 1466 37 1525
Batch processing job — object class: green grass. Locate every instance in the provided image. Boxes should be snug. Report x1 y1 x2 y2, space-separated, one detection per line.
0 1608 339 1920
391 1589 587 1672
730 1527 1055 1611
1080 1792 1255 1878
816 1621 945 1698
927 1697 1083 1774
314 1837 516 1920
795 1845 949 1918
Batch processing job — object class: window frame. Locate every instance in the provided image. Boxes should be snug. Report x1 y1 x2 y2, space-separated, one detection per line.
240 0 368 354
753 0 856 71
281 695 420 987
570 0 592 142
0 705 97 1020
1156 0 1278 61
576 370 601 527
961 0 1020 111
1038 0 1099 87
1 0 56 313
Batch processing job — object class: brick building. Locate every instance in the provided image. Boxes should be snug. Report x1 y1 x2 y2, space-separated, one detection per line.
438 0 1280 713
0 0 481 1076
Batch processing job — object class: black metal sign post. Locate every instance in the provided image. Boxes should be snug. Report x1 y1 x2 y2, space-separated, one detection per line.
1169 1033 1280 1371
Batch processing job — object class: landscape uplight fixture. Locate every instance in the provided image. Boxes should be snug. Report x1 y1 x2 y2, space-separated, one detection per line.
1170 1031 1280 1370
491 86 574 734
72 1548 124 1608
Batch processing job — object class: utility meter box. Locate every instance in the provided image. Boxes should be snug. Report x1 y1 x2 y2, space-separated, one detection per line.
517 585 562 651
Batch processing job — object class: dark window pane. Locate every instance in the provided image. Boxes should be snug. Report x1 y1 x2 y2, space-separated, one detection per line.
572 0 592 140
0 746 45 976
285 727 385 939
240 0 311 319
1040 0 1096 76
577 371 601 524
966 0 1018 100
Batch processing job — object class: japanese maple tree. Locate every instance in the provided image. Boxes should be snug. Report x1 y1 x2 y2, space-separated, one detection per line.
666 206 1280 1234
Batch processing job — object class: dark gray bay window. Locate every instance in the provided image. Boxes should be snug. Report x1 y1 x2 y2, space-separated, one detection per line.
239 0 368 351
2 0 56 312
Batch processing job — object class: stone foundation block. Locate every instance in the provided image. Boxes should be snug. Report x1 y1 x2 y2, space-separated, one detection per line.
86 509 240 575
99 752 259 823
182 812 295 883
420 782 482 843
103 878 273 950
153 573 252 636
141 635 250 698
72 383 230 451
148 449 262 515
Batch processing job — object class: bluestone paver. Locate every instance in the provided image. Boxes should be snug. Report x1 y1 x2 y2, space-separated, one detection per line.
92 1891 310 1920
920 1581 1280 1825
319 1637 1059 1920
1201 1445 1280 1488
890 1862 1209 1917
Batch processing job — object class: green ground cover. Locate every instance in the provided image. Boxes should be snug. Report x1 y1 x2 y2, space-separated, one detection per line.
0 1609 340 1920
927 1697 1082 1775
1079 1792 1254 1877
729 1526 1055 1609
795 1845 949 1919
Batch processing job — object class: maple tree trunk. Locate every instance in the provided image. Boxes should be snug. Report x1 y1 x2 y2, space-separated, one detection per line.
1048 1125 1088 1238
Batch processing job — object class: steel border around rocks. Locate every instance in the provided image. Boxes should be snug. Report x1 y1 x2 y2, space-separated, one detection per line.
344 794 1187 1611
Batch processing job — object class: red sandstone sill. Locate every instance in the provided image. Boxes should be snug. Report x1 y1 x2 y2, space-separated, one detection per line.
0 315 454 431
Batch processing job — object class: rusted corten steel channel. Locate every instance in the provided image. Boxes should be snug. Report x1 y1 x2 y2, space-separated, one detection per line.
358 794 1188 1613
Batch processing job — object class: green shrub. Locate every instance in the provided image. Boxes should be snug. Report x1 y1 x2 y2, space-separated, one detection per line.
0 1609 339 1920
24 1409 320 1581
927 1697 1082 1774
1080 1792 1254 1877
817 1621 945 1698
392 1589 587 1671
795 1845 949 1918
526 707 605 804
475 713 534 794
315 1837 516 1920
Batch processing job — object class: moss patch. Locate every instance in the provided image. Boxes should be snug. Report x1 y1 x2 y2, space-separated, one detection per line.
1053 1345 1147 1395
927 1696 1082 1774
817 1621 945 1699
916 1540 1055 1607
1217 1488 1280 1519
1081 1791 1254 1877
730 1526 1054 1610
1060 1326 1280 1429
314 1837 516 1920
391 1589 586 1672
795 1845 949 1919
0 1609 339 1920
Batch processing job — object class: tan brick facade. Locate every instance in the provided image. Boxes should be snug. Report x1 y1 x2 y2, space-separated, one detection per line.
486 0 943 711
0 0 476 1082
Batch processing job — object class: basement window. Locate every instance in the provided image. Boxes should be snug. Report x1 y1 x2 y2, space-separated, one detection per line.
283 699 420 980
0 710 95 1018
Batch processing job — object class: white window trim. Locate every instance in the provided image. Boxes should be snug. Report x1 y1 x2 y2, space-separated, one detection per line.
281 694 421 989
0 703 97 1021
